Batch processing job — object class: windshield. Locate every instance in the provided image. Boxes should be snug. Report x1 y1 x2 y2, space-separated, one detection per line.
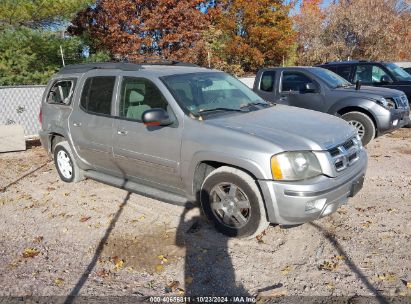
310 67 352 88
384 63 411 81
161 72 268 116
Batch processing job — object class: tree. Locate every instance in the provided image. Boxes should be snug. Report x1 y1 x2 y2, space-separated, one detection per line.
0 0 103 85
0 0 91 28
0 27 85 85
295 0 411 64
208 0 296 73
69 0 208 63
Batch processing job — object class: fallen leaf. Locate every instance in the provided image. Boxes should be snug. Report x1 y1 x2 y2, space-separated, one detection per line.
97 269 110 278
63 192 70 197
326 282 335 289
112 256 124 270
54 278 64 286
22 248 40 258
318 261 338 271
80 216 91 222
185 276 193 285
256 230 267 243
281 266 292 275
165 281 180 293
362 220 373 228
155 264 164 273
138 215 145 221
158 255 168 263
33 236 44 243
335 255 345 261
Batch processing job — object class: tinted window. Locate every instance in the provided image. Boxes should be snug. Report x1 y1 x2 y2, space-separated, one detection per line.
335 65 352 81
80 77 115 115
354 65 391 84
260 71 276 92
281 72 314 92
119 77 168 121
47 80 74 104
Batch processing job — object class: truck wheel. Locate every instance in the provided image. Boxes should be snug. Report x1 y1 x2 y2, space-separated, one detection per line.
200 166 269 238
341 111 375 146
53 141 84 183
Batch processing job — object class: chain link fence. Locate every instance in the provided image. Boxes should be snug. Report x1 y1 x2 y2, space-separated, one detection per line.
0 85 46 139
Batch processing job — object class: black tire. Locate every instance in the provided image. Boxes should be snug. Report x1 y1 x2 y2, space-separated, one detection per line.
200 166 269 238
341 111 375 146
53 141 84 183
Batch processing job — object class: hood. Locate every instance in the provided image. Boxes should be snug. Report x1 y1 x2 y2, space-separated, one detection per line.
335 85 404 98
205 105 355 151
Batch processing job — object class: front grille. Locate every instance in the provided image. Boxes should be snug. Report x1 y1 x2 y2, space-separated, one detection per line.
393 95 409 109
328 137 361 172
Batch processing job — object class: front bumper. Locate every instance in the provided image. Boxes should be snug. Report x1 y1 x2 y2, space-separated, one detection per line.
377 108 410 134
259 149 368 225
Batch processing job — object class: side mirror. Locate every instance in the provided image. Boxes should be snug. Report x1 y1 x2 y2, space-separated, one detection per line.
380 75 393 84
304 82 317 93
142 108 173 127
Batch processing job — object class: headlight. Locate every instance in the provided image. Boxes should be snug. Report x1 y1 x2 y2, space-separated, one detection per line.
376 97 395 110
271 151 322 181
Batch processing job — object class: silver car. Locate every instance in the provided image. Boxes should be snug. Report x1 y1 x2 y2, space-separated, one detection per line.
39 62 368 238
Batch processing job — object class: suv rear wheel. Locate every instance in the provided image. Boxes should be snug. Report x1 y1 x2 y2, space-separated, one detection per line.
54 141 84 183
200 166 269 238
341 111 375 145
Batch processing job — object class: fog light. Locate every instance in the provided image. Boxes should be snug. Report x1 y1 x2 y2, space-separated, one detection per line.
392 119 398 126
305 199 327 213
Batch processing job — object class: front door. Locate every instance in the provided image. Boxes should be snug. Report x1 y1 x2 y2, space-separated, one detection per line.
112 76 183 192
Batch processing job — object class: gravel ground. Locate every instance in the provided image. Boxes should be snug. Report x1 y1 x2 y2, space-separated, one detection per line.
0 130 410 302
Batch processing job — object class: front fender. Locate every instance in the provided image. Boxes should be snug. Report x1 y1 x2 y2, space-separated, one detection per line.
183 151 270 197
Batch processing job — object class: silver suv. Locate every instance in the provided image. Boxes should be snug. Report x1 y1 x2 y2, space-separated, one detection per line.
39 62 368 238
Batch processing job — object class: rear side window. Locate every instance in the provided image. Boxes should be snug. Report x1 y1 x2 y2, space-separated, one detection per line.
260 71 276 92
47 80 74 104
80 76 116 115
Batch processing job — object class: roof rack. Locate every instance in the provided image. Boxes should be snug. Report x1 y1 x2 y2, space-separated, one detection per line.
57 60 199 74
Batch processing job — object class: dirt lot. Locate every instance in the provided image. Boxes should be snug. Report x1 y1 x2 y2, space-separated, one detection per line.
0 129 410 302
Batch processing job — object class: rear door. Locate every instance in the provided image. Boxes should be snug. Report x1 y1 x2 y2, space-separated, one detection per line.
277 70 325 112
112 76 183 192
69 74 120 174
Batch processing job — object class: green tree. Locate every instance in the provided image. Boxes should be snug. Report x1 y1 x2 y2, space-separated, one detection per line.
0 0 97 85
0 27 85 85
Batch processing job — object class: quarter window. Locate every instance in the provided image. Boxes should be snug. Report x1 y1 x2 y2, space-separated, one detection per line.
47 80 74 104
119 77 168 121
260 71 276 92
80 76 116 115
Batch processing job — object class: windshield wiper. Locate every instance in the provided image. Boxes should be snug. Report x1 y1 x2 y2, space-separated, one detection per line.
196 107 248 115
240 101 272 109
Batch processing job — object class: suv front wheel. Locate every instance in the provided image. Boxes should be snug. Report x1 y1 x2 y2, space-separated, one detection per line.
341 111 375 145
54 141 84 183
200 166 269 238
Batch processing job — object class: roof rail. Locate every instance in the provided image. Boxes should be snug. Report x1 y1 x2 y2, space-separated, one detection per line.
58 60 199 74
58 62 143 74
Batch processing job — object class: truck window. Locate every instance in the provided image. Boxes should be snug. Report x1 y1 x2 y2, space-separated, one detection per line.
260 71 276 92
354 65 391 84
281 72 314 92
80 76 116 115
119 77 168 121
47 80 74 104
335 65 352 81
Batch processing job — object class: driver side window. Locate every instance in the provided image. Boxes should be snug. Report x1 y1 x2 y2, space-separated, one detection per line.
281 72 314 92
354 65 391 84
119 77 168 121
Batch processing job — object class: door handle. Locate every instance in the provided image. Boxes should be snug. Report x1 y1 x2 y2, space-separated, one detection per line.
73 122 82 127
117 130 128 136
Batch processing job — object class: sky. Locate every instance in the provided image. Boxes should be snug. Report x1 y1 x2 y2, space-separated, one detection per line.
291 0 334 15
